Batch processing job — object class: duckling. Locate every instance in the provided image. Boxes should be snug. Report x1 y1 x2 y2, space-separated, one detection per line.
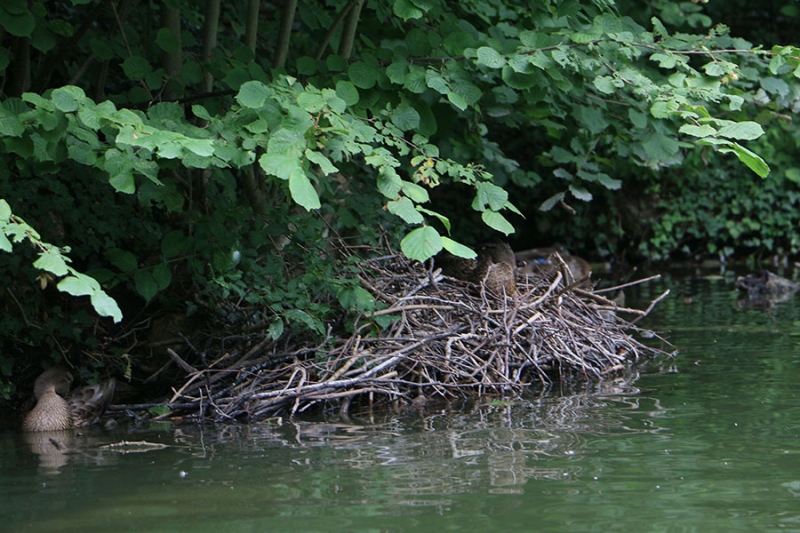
23 366 116 432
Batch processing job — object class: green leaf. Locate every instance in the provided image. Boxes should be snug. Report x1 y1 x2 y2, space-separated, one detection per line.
417 207 450 233
283 309 325 336
386 60 408 84
135 270 159 302
651 17 669 37
761 77 790 97
769 54 786 75
425 69 450 94
476 46 506 69
348 61 377 89
501 66 538 89
0 231 11 252
296 56 318 75
391 104 420 131
569 184 593 202
481 210 514 235
148 405 171 417
326 54 347 72
260 153 301 180
237 81 269 108
57 274 97 297
628 109 648 129
447 92 467 111
33 249 70 276
0 199 10 220
335 80 359 106
650 100 679 119
161 230 188 259
305 149 338 175
400 226 442 262
109 172 135 194
716 121 764 141
267 318 284 340
393 0 424 20
267 128 306 157
297 91 326 113
1 8 35 37
377 170 403 199
539 192 566 211
90 290 123 323
155 27 180 53
404 66 427 93
786 168 800 185
642 133 679 160
68 140 97 166
182 138 215 157
595 173 622 190
192 105 211 121
337 286 376 312
451 79 482 106
0 104 25 136
106 248 138 272
679 124 717 137
401 180 429 203
387 197 424 224
650 52 677 69
288 169 321 210
718 142 770 178
51 87 82 112
472 182 508 211
121 56 151 81
441 237 476 259
152 263 172 291
593 76 617 95
703 62 725 77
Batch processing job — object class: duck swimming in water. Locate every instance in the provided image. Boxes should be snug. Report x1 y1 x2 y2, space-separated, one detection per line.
22 366 116 432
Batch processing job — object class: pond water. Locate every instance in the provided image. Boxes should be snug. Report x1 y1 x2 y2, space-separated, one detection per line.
3 269 800 533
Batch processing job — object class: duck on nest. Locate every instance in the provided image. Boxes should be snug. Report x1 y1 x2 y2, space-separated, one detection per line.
22 366 116 432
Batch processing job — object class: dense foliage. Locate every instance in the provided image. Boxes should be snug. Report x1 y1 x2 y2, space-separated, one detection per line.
1 0 799 396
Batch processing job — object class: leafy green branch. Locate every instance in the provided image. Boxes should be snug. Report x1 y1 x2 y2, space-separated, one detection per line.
0 199 122 323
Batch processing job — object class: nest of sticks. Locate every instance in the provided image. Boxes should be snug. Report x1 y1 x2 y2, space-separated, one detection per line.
152 249 669 423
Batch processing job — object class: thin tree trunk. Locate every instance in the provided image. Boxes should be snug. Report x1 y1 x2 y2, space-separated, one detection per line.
337 0 364 60
273 0 297 68
201 0 220 93
245 0 260 55
313 0 357 61
160 2 182 100
8 36 31 97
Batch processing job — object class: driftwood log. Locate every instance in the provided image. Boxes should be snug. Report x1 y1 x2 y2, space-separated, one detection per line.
121 248 669 422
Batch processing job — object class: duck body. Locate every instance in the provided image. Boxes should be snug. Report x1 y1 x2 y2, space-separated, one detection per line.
735 270 799 298
435 242 517 296
23 366 116 432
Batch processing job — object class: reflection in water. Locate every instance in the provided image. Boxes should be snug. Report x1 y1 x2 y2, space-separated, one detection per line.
4 270 800 532
3 387 675 532
22 426 121 476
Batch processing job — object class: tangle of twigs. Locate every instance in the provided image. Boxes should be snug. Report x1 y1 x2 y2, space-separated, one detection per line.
140 248 669 422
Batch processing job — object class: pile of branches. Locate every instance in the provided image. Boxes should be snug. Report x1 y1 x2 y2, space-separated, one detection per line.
151 251 669 422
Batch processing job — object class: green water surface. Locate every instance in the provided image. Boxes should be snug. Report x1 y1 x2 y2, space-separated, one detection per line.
3 271 800 532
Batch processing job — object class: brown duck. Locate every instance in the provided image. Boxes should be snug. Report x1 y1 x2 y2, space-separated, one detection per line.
435 241 517 296
23 366 116 432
